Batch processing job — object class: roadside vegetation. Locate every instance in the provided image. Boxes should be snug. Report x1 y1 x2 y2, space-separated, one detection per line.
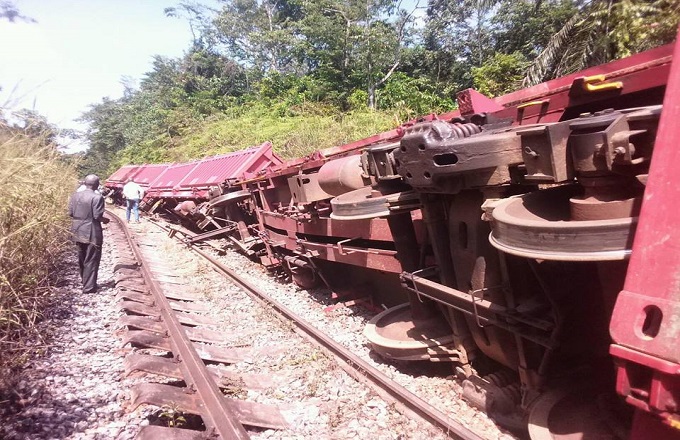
74 0 680 178
0 0 678 375
0 115 77 374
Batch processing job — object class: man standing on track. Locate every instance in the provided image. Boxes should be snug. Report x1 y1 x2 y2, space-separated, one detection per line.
122 177 144 223
69 174 109 294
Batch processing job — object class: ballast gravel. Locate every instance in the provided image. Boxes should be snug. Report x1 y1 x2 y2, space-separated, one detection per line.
0 212 518 439
0 236 152 440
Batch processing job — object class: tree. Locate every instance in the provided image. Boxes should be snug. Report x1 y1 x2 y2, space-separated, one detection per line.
165 1 216 47
78 98 128 177
472 52 529 97
0 1 35 23
491 0 577 59
524 0 680 85
210 0 302 74
424 0 500 90
294 0 424 108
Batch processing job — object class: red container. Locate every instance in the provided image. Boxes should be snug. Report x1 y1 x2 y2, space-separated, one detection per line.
146 142 283 199
105 165 142 188
131 164 171 188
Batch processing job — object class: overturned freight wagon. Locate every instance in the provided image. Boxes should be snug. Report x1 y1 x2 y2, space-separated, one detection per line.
219 43 678 439
106 142 283 230
103 40 680 439
104 163 171 204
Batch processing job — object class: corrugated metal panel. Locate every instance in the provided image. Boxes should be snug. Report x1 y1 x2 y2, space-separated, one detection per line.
177 142 281 190
132 164 170 187
150 162 200 191
106 165 141 188
139 142 283 199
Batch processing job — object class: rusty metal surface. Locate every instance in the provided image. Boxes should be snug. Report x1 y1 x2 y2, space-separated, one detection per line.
117 315 164 333
150 218 483 440
109 211 272 439
124 354 259 391
264 227 403 273
119 301 217 326
130 383 287 429
287 172 334 204
317 155 372 196
527 387 627 440
364 304 459 361
608 31 680 433
330 186 420 220
122 330 253 364
394 122 517 192
490 185 636 261
260 211 401 242
119 315 229 345
401 271 554 348
115 291 155 306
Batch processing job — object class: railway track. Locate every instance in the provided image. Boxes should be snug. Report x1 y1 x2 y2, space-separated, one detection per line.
108 210 288 439
147 216 492 439
108 208 489 439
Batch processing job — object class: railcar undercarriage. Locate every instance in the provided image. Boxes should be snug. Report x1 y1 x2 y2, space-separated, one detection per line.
109 42 680 439
240 105 660 438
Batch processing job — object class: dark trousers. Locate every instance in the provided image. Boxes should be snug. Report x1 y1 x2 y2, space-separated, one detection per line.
77 242 102 293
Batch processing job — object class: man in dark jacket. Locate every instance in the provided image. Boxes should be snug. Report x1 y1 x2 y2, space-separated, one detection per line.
69 174 110 293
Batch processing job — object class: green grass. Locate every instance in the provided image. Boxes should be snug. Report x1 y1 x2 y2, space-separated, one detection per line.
110 104 400 170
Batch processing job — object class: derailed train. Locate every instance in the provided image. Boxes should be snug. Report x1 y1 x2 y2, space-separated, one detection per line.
106 39 680 439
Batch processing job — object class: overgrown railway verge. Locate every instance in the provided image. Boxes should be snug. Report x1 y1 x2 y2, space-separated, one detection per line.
2 208 511 439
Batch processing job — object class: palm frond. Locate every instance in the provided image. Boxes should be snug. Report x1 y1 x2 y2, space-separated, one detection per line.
522 13 579 86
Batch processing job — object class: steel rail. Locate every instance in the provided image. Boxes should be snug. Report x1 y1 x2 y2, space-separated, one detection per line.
150 218 484 440
108 210 250 439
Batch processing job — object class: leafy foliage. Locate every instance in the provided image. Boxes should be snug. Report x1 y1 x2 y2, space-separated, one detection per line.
472 52 529 97
379 72 456 119
524 0 680 85
109 103 397 166
78 0 680 175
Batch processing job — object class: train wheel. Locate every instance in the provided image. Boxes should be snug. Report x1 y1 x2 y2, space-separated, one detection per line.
291 267 321 290
490 185 635 261
364 303 459 362
528 388 630 440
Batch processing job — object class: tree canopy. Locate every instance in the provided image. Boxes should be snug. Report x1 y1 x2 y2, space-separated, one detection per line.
76 0 680 176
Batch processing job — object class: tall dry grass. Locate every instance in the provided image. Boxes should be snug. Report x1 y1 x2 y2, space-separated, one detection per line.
0 119 77 370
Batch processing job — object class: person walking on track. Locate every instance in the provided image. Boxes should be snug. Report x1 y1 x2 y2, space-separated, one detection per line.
69 174 109 294
122 177 144 223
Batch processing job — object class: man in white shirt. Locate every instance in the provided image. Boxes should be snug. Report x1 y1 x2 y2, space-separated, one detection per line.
122 178 144 223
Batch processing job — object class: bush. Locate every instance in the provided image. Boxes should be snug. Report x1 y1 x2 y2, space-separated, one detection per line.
0 119 77 370
378 72 456 120
472 52 530 98
114 103 398 164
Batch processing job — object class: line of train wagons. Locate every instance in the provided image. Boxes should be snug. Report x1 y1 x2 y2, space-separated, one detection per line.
105 40 680 439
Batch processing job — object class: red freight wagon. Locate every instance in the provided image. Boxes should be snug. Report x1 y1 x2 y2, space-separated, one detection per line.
105 165 142 189
175 142 282 198
113 141 283 201
130 163 171 189
143 161 199 199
